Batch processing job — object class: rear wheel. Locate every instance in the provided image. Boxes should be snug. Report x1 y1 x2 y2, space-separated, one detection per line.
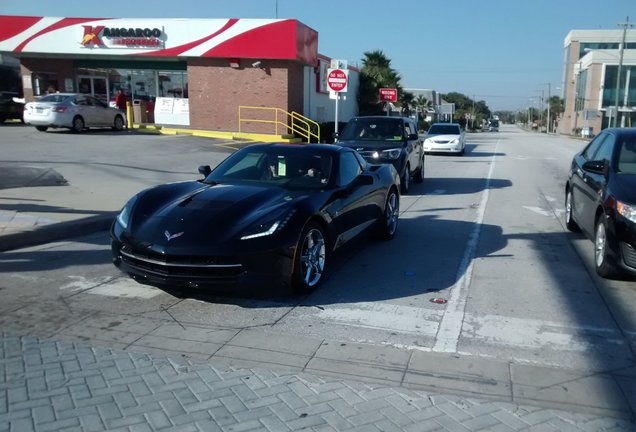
292 222 327 294
594 216 621 278
565 189 580 232
71 116 84 133
113 115 124 131
378 188 399 240
35 126 48 132
400 164 410 194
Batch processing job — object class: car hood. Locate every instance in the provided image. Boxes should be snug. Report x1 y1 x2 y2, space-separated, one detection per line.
336 140 404 150
130 181 301 247
612 173 636 204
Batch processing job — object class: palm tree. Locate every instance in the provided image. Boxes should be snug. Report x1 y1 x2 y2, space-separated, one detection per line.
358 50 402 115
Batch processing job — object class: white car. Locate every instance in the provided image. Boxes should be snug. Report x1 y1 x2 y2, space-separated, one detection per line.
24 93 126 133
424 123 466 155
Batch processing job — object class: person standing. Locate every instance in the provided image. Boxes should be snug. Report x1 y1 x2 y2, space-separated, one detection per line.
115 89 127 112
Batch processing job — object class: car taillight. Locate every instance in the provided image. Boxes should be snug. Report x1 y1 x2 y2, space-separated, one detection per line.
53 106 67 113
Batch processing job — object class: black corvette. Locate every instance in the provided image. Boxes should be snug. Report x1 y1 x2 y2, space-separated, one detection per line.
111 143 401 293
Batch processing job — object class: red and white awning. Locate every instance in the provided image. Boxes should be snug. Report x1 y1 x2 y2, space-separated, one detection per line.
0 16 318 65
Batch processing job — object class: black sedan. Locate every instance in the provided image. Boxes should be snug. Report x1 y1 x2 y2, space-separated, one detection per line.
565 128 636 278
335 116 424 194
111 143 401 293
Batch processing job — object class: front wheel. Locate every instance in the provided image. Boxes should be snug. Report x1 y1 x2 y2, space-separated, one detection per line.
594 216 621 278
113 115 124 131
378 188 399 240
292 222 327 294
400 164 410 194
413 156 424 183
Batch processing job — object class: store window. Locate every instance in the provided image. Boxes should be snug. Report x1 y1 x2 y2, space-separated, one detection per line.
158 71 188 98
31 72 58 96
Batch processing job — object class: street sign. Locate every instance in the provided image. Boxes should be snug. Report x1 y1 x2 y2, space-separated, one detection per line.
327 68 348 92
379 88 397 102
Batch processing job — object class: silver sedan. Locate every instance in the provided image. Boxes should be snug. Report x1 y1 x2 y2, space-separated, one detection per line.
24 93 126 133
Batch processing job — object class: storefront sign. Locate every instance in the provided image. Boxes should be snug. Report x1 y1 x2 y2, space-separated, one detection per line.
156 97 175 114
173 98 189 115
81 25 163 48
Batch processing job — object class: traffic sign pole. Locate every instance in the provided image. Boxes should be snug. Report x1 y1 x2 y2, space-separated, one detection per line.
327 67 348 136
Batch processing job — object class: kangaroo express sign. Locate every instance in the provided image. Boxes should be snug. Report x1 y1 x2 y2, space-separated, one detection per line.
81 25 164 48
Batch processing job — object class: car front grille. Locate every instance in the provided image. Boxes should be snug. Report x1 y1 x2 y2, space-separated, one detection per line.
119 244 244 281
620 242 636 269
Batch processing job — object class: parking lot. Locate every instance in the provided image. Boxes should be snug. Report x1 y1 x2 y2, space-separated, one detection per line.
1 123 636 429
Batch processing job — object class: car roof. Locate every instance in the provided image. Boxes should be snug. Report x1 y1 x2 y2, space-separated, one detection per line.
430 122 460 126
606 128 636 138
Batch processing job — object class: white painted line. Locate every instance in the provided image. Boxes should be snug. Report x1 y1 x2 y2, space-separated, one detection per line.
432 140 499 353
316 302 442 337
523 206 553 217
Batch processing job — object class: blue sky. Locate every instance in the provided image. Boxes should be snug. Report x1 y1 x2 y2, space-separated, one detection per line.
0 0 633 111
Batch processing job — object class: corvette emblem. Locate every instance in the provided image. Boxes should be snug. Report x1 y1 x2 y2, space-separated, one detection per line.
164 230 184 241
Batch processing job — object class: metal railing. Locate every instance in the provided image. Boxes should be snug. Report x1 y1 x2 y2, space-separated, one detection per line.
238 106 320 143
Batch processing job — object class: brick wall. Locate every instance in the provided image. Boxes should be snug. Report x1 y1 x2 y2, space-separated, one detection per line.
188 58 305 133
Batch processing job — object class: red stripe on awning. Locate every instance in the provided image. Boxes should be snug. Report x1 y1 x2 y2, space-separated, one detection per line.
14 17 106 53
0 16 43 42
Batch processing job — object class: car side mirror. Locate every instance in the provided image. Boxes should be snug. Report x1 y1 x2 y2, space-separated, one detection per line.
582 160 608 175
198 165 212 177
407 133 419 140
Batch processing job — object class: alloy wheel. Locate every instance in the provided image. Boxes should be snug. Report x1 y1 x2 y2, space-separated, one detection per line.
300 228 326 287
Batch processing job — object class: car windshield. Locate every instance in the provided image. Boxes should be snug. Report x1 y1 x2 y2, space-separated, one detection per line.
339 119 404 142
205 147 333 190
617 137 636 174
37 94 71 103
428 124 460 135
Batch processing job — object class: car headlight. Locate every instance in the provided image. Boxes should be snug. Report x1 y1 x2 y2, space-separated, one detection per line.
617 200 636 223
450 138 459 144
240 209 296 240
116 196 138 230
380 148 402 160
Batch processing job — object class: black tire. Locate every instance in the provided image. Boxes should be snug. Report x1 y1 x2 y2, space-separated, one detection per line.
378 188 399 240
413 156 424 183
594 216 621 278
292 222 327 294
565 189 580 232
113 115 125 131
71 116 84 133
400 164 410 194
35 126 48 132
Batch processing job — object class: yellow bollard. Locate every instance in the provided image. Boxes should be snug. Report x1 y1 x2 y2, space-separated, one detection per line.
126 101 133 129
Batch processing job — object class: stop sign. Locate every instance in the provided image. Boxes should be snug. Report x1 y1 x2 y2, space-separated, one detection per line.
327 69 348 92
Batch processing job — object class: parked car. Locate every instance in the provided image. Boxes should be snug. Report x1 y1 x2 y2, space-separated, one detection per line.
335 116 424 194
565 128 636 278
24 93 126 133
111 143 401 293
424 123 466 155
0 91 24 123
488 119 499 132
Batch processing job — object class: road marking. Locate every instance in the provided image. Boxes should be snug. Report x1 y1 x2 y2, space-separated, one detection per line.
432 140 499 353
523 206 553 217
315 302 442 337
61 276 161 299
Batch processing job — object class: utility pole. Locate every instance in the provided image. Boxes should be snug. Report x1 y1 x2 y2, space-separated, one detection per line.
614 16 632 127
543 83 551 133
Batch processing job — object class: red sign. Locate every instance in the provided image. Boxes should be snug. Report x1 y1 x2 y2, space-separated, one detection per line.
379 88 398 102
327 69 348 92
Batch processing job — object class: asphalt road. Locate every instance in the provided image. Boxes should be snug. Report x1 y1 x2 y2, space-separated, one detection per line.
1 123 636 421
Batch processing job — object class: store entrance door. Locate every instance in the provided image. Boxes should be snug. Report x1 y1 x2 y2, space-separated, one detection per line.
77 76 109 104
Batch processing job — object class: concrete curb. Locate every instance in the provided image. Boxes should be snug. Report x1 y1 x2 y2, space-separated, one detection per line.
0 213 116 252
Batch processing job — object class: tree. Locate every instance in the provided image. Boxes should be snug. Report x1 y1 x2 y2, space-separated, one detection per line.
358 50 402 115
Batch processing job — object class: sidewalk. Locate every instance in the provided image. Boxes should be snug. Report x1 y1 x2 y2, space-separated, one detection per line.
1 142 635 430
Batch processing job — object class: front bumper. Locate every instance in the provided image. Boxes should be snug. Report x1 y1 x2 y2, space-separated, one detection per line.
111 234 295 290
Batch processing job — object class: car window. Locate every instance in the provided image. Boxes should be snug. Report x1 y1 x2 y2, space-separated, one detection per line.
582 133 608 160
339 118 404 141
593 133 615 163
617 137 636 174
404 121 415 136
73 96 89 106
339 151 363 185
428 124 460 135
37 94 70 103
89 96 108 108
